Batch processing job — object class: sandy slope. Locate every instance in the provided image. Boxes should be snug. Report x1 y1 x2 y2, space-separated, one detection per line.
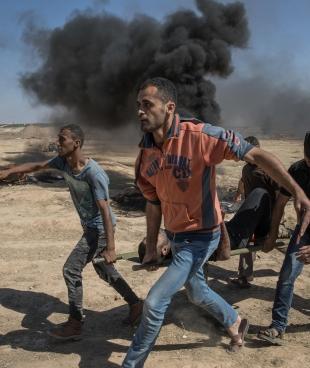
0 126 309 368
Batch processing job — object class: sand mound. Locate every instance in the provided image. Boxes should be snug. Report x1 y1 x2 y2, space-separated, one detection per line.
21 124 58 139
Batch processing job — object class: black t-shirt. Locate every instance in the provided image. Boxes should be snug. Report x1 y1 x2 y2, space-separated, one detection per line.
242 163 279 204
280 159 310 233
280 160 310 198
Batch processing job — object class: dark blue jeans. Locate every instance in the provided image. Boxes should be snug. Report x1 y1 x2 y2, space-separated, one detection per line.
271 226 310 332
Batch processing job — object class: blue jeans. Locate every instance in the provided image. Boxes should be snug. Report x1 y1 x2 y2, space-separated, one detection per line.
122 230 238 368
271 226 310 333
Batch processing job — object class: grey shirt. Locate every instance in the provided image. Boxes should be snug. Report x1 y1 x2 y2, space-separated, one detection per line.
48 157 116 230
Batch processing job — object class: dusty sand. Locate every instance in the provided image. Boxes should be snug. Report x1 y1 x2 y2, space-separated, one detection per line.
0 125 309 368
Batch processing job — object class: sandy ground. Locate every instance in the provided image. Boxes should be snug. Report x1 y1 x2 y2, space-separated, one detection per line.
0 126 309 368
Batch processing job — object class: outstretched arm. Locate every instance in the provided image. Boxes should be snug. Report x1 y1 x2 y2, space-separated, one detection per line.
244 147 310 240
0 160 50 181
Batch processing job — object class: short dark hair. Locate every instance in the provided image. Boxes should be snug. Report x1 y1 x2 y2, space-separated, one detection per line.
139 77 177 104
61 124 85 148
245 136 260 147
304 131 310 158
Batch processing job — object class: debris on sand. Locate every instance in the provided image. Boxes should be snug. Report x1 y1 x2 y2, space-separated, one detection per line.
111 186 146 212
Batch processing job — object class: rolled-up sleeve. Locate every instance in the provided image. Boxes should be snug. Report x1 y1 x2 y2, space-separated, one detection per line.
135 151 160 204
89 172 109 201
137 174 160 204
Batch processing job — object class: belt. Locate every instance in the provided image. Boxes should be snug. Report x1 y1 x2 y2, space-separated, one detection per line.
166 226 220 241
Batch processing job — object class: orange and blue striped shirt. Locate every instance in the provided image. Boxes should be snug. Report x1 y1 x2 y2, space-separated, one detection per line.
136 114 253 233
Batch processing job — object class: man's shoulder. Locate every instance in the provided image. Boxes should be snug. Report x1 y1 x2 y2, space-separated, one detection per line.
85 159 108 180
242 162 255 175
178 117 205 133
179 117 221 137
179 116 205 125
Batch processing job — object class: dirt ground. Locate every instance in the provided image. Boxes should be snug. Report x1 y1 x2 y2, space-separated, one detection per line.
0 125 309 368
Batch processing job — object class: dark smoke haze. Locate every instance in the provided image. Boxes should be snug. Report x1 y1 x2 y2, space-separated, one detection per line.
20 0 249 128
216 57 310 137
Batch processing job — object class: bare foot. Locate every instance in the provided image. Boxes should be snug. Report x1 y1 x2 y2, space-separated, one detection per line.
227 316 242 344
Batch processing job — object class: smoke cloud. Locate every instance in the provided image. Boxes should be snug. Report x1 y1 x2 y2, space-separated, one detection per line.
216 55 310 137
20 0 249 128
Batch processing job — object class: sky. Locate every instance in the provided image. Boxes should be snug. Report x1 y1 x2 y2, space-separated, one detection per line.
1 0 310 134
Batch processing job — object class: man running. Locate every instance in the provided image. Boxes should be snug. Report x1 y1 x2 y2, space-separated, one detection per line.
0 124 142 340
122 77 310 367
228 136 279 288
258 131 310 345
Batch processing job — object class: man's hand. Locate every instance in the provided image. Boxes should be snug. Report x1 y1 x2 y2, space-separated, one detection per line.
296 245 310 264
293 194 310 242
100 248 117 264
262 236 277 253
0 169 11 181
142 250 159 271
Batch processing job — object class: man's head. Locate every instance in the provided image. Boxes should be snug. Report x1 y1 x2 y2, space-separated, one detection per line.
138 229 171 263
304 131 310 167
57 124 85 157
245 136 260 148
136 77 177 133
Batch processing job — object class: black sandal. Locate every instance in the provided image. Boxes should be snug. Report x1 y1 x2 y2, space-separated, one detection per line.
257 327 284 345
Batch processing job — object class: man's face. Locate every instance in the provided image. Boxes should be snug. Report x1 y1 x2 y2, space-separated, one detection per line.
304 154 310 167
136 86 170 133
57 129 80 157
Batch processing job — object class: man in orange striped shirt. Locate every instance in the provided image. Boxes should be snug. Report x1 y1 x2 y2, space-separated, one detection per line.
122 77 310 367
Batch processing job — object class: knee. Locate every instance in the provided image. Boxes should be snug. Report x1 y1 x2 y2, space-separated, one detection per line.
63 263 70 279
250 188 270 205
63 262 78 281
278 266 300 286
187 286 208 306
144 294 159 312
93 262 120 284
144 290 167 317
251 187 268 198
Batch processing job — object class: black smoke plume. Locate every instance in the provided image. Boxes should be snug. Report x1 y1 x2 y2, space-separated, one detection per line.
20 0 249 128
216 57 310 137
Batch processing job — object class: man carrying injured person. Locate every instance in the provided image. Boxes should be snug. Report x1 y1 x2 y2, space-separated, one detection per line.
121 77 310 367
227 136 280 288
0 124 143 340
257 131 310 345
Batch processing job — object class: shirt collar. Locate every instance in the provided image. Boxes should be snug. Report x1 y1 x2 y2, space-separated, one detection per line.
166 114 180 139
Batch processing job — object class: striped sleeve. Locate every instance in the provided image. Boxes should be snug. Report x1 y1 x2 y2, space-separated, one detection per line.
201 124 254 165
135 151 160 204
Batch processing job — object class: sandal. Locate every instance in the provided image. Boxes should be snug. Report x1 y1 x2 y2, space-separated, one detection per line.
257 327 284 345
229 277 252 289
227 318 249 352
